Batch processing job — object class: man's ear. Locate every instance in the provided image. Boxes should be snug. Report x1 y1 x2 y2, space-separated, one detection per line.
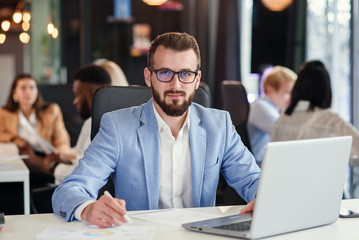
88 88 97 109
195 71 201 90
144 67 152 87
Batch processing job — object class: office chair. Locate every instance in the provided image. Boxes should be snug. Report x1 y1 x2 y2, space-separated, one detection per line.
220 80 251 151
217 80 252 206
91 85 211 197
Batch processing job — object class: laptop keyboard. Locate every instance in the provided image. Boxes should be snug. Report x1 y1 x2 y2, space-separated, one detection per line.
213 220 252 231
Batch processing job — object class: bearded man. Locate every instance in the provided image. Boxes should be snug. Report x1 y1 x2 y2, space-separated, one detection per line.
52 32 260 227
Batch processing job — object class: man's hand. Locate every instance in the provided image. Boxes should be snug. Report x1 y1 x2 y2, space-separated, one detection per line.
240 198 256 214
81 195 128 228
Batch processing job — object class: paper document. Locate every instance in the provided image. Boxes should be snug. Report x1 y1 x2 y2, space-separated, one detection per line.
36 224 155 240
131 209 218 228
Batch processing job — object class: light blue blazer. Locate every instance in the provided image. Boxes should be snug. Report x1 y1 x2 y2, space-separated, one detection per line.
52 100 260 221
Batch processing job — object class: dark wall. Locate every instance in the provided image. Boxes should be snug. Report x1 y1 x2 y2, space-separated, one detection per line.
39 84 83 147
251 0 306 74
60 0 81 85
60 0 208 86
0 32 24 74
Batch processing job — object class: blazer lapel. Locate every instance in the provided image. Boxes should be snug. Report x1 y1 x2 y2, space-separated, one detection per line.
137 100 161 209
189 106 207 207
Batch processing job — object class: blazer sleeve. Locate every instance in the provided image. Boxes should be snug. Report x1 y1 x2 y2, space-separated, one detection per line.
221 111 261 202
52 112 120 221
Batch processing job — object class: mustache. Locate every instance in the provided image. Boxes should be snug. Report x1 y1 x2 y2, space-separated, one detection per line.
164 90 186 96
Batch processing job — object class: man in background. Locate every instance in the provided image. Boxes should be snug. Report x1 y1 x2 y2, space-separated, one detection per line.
54 64 112 183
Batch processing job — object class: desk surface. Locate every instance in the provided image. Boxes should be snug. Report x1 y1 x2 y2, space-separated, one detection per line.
0 143 28 177
1 199 359 240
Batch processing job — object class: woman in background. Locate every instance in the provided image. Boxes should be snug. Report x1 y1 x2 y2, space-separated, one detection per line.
0 73 72 176
95 60 129 86
271 60 359 150
270 60 359 197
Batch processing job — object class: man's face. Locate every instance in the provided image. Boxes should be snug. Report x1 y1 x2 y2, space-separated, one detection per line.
144 45 201 117
72 80 92 119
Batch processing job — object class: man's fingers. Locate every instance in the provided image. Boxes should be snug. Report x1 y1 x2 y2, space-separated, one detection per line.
83 196 128 227
240 199 256 214
102 195 127 214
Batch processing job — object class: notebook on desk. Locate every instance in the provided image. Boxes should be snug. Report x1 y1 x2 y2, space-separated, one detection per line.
182 136 352 239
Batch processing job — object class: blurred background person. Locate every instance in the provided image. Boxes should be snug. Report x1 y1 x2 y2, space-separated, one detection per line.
54 64 112 184
94 59 129 86
248 66 297 166
0 73 72 184
270 60 359 197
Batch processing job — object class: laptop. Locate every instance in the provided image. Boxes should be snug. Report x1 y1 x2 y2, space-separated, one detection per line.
182 136 352 239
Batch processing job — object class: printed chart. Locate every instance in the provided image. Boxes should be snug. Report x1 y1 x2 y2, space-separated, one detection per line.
36 225 155 239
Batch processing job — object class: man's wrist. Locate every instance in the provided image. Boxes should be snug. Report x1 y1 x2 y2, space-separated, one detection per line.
74 200 95 220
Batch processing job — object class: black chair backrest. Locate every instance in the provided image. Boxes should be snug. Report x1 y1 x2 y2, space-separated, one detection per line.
91 86 151 140
220 80 251 151
218 80 251 206
91 85 211 140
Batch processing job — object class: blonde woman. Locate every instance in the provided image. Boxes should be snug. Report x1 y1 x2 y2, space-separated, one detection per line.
95 60 129 86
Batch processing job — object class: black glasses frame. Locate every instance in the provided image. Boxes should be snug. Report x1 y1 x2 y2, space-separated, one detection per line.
148 67 199 84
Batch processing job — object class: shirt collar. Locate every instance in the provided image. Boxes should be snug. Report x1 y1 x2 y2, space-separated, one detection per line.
152 103 191 134
294 100 311 112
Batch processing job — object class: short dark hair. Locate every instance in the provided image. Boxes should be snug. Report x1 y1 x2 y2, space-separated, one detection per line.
4 73 49 114
285 60 332 115
74 64 111 85
147 32 201 69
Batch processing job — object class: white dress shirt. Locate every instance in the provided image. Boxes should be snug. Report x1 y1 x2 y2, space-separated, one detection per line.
17 110 55 153
153 105 193 209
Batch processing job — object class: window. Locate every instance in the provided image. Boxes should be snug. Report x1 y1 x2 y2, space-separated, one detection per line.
307 0 351 120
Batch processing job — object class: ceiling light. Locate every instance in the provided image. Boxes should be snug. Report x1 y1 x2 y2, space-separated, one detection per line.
1 21 10 32
19 32 30 43
22 21 30 31
0 34 6 44
52 27 58 38
47 22 54 34
23 11 31 22
261 0 293 12
13 11 22 23
142 0 167 6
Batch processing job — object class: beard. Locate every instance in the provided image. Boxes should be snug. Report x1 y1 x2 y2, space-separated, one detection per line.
152 87 196 117
79 100 91 120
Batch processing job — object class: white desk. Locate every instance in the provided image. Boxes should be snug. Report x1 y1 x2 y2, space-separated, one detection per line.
0 143 30 214
1 199 359 240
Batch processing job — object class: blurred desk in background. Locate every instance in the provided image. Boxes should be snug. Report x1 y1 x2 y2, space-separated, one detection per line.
0 143 30 214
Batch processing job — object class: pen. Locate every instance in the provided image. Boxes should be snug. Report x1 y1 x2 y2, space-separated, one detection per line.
104 190 133 224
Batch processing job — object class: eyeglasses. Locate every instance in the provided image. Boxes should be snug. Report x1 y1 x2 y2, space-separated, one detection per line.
148 67 199 84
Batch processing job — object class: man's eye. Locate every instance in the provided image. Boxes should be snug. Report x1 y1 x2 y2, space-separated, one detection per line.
158 70 172 77
180 71 192 78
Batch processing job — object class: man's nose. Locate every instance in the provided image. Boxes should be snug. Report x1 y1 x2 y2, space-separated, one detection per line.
169 73 182 88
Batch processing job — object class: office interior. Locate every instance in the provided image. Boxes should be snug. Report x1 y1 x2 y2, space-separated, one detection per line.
0 0 358 215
